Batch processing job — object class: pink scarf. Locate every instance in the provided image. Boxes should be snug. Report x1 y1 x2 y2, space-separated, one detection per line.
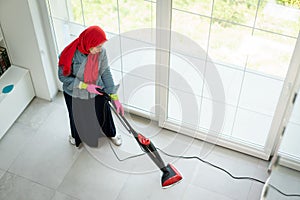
84 53 100 84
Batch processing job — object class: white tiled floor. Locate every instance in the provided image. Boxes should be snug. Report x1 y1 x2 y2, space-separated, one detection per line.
0 92 298 200
265 165 300 200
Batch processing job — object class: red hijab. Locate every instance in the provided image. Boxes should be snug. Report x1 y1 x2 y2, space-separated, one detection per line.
58 26 107 83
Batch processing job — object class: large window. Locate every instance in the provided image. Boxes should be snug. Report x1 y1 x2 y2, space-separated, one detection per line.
47 0 300 159
168 0 300 157
47 0 157 116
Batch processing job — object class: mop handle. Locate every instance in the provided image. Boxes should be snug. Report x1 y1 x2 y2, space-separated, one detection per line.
109 101 137 134
96 88 139 137
103 92 168 169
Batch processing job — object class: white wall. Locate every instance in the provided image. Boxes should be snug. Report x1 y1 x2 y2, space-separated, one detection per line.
0 0 58 100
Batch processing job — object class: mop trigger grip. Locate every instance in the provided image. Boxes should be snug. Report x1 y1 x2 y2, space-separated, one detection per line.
137 134 151 146
96 88 111 101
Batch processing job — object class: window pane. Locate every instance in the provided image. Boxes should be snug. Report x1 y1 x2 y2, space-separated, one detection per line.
173 0 213 17
208 21 252 67
256 0 300 37
212 0 258 26
68 0 84 24
169 55 205 97
246 30 297 78
232 108 273 147
117 0 156 115
203 62 244 105
51 19 85 53
48 0 69 20
199 98 236 137
167 88 201 127
123 74 155 114
81 0 119 33
238 72 283 116
119 0 156 32
171 10 210 52
51 19 70 53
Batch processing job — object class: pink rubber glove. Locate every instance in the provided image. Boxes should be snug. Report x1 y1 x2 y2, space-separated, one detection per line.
113 100 124 116
87 84 103 95
79 81 103 95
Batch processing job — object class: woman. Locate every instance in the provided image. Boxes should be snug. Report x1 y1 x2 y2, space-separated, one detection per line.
58 25 124 148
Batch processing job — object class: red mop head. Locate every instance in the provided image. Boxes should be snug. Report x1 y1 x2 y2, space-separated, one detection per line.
161 163 183 188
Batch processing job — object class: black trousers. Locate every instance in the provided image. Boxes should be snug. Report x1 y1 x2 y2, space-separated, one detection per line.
63 92 116 147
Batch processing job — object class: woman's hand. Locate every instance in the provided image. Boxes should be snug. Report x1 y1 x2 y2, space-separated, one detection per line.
79 81 103 95
113 99 124 116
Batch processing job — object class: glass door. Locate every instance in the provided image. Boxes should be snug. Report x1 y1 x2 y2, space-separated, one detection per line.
47 0 157 118
162 0 300 158
278 43 300 169
279 87 300 169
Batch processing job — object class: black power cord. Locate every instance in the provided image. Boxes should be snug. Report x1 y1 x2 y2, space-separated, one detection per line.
108 142 300 198
156 148 300 198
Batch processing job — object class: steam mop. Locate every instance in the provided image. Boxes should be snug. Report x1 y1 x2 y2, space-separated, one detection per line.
97 88 183 188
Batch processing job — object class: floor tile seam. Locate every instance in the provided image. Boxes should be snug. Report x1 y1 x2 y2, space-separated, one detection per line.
0 168 9 181
251 164 270 182
55 148 85 192
19 98 63 127
190 168 255 200
187 181 239 200
202 155 264 179
205 149 262 166
16 101 59 132
0 167 6 173
1 170 57 195
179 183 195 200
51 191 81 200
267 180 300 195
113 175 132 200
182 151 262 183
4 122 81 190
5 143 83 192
14 119 43 131
49 94 66 107
4 123 40 171
200 184 248 200
246 181 258 200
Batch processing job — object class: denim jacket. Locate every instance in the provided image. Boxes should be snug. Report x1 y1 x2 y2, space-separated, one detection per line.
58 48 118 99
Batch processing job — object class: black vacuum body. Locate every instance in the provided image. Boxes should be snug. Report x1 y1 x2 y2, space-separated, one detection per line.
98 88 183 188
